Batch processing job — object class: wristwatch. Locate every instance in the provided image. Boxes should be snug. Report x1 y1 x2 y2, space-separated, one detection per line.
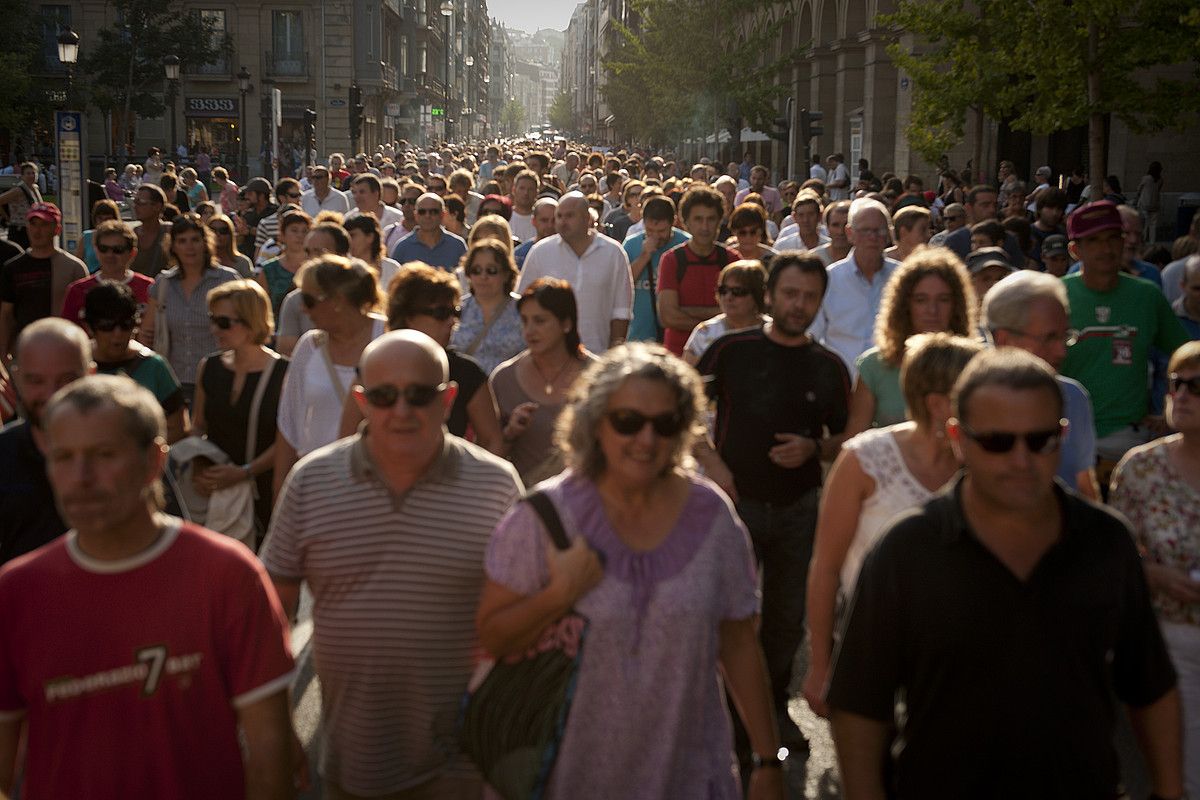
750 748 788 770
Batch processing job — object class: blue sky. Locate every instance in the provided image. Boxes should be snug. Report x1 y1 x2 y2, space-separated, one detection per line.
488 0 576 33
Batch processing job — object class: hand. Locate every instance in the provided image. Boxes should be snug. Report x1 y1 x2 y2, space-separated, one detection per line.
747 764 785 800
503 401 539 441
191 468 214 498
769 433 818 469
802 664 830 719
645 230 667 253
202 464 251 491
546 537 604 607
1145 562 1200 605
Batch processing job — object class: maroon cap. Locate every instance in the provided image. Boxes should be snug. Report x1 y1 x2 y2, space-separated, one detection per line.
1067 200 1122 241
26 202 62 225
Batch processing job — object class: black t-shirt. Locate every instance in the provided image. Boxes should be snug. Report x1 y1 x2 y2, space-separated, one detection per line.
0 252 53 334
827 475 1177 798
241 202 278 254
0 420 67 565
697 328 850 502
448 349 486 438
0 238 22 265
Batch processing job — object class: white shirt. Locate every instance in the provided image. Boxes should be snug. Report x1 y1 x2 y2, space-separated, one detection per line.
301 188 350 217
810 163 828 182
807 250 900 380
383 221 414 255
345 204 404 229
828 163 851 200
510 211 536 242
773 229 830 252
517 234 634 354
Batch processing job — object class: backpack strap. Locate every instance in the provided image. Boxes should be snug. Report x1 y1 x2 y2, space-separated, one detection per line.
526 490 570 551
674 242 692 286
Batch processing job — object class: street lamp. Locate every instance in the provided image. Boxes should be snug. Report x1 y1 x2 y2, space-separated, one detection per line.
163 55 180 156
56 27 79 71
237 66 252 180
440 0 453 143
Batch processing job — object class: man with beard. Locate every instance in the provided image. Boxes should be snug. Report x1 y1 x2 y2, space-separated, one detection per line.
0 318 93 564
697 252 852 753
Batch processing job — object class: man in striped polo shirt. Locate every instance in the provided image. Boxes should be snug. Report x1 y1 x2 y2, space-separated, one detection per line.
262 330 523 799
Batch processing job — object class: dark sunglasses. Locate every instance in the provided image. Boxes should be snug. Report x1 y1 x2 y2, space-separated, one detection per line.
605 408 686 438
468 266 501 277
417 305 461 321
89 317 138 332
416 207 442 216
717 286 750 297
1169 373 1200 398
301 292 327 309
362 382 447 409
208 314 244 330
95 243 131 254
959 421 1065 455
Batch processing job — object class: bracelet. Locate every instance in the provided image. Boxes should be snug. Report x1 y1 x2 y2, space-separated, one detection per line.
750 749 787 770
241 463 253 479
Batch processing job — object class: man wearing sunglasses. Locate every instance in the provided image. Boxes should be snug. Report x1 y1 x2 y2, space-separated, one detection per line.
828 348 1184 800
388 193 466 272
300 165 350 217
261 330 522 799
59 220 153 328
252 177 302 262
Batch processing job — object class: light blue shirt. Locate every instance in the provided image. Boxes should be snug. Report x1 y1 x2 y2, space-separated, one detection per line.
809 251 900 379
623 228 690 342
389 228 467 271
1057 375 1096 490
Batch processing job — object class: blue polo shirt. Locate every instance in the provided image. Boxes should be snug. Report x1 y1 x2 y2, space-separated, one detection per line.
390 228 467 271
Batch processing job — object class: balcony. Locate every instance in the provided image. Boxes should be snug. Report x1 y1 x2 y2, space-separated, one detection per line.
382 63 399 90
186 59 230 79
264 51 307 80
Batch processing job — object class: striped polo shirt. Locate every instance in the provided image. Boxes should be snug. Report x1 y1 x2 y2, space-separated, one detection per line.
261 432 523 796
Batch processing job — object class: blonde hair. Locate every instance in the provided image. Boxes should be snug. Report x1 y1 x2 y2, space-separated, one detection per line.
207 279 274 345
900 333 985 429
469 214 515 257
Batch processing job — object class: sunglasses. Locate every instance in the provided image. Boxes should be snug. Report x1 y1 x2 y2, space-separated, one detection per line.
362 382 448 409
208 314 244 330
468 266 501 277
1169 374 1200 398
959 421 1066 455
416 305 461 321
301 292 327 309
416 207 442 216
89 317 138 332
96 243 131 254
717 286 750 297
605 408 686 438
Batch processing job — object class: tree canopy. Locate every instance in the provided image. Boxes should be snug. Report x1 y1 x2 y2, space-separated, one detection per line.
548 90 574 134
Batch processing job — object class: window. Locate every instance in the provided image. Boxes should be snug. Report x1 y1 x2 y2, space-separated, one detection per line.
400 36 409 74
419 43 427 74
39 5 71 73
271 10 305 76
193 10 228 75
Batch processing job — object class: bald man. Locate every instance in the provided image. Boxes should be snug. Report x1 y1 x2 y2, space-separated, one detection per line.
517 192 634 353
260 330 523 798
389 191 467 271
0 318 94 564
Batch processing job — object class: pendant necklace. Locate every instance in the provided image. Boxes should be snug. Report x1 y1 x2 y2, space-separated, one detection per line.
532 354 572 396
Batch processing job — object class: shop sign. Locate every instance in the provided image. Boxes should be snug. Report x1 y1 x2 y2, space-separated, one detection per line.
186 97 239 117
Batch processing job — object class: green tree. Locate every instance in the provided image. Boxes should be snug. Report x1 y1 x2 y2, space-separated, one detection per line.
0 0 38 145
81 0 232 152
883 0 1200 194
500 100 526 137
548 90 575 134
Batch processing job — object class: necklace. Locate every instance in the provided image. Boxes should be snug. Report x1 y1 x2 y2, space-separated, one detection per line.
531 352 572 396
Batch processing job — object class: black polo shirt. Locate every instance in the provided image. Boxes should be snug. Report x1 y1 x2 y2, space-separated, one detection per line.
697 328 850 503
0 420 67 566
827 474 1176 799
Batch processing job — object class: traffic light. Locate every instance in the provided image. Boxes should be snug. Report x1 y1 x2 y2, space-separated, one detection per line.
303 108 318 168
800 109 824 142
769 116 790 142
349 85 364 149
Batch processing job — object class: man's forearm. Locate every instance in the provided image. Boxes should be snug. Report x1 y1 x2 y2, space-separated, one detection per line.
1128 687 1185 798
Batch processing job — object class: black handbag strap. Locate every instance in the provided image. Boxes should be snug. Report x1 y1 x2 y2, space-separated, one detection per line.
526 491 570 551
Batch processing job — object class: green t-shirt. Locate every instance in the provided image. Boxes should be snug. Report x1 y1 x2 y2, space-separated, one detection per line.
96 344 185 415
856 347 907 428
1060 273 1189 438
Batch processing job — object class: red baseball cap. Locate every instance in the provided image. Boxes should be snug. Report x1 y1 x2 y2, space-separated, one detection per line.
1067 200 1122 241
26 202 62 226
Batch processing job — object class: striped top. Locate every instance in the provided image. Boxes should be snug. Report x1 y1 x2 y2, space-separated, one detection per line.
260 432 523 796
152 265 240 384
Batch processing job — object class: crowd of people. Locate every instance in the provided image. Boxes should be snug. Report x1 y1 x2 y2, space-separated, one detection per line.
0 136 1198 800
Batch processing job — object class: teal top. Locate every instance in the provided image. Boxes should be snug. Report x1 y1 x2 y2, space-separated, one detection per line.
856 347 907 428
82 230 101 274
259 258 298 318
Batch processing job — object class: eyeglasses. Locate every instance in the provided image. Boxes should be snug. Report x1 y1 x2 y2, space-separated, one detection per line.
89 317 138 332
605 408 686 438
400 197 419 205
208 314 244 330
416 207 442 216
301 292 327 309
717 286 750 298
362 382 448 409
1169 374 1200 398
959 421 1066 454
468 265 501 277
95 243 131 254
416 305 461 321
1004 328 1079 348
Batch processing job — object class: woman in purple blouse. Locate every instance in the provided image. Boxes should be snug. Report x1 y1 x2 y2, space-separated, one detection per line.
476 343 785 799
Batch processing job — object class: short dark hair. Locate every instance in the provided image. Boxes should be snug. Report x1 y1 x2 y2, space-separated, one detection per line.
679 185 725 221
84 280 139 323
386 262 460 328
966 185 996 205
951 347 1062 425
308 221 352 256
766 252 828 296
275 177 301 198
351 174 381 194
971 220 1005 245
641 195 676 223
1036 187 1068 212
517 278 583 357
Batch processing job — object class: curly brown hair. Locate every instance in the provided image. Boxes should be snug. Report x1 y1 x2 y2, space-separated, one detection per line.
874 247 976 366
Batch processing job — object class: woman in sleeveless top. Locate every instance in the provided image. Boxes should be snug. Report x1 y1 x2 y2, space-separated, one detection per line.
192 280 287 538
803 334 983 717
0 162 44 249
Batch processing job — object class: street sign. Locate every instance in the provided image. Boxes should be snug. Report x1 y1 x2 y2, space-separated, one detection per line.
54 111 85 253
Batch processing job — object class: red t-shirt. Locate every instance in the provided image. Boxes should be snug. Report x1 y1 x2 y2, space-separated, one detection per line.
656 242 736 355
59 271 155 328
0 521 295 799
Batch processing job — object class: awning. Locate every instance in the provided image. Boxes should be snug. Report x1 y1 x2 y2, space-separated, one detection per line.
740 127 771 142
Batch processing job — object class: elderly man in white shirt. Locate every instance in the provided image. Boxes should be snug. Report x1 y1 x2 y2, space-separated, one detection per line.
516 192 634 354
808 197 900 380
300 165 351 217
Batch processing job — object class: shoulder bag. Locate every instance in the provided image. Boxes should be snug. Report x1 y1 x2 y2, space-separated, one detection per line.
458 490 588 800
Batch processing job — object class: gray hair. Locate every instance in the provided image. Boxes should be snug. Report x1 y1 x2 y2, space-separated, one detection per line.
981 270 1070 334
14 317 92 371
848 197 891 228
713 175 737 190
555 343 705 479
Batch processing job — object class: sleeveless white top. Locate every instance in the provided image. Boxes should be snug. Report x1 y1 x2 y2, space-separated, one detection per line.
839 425 936 595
